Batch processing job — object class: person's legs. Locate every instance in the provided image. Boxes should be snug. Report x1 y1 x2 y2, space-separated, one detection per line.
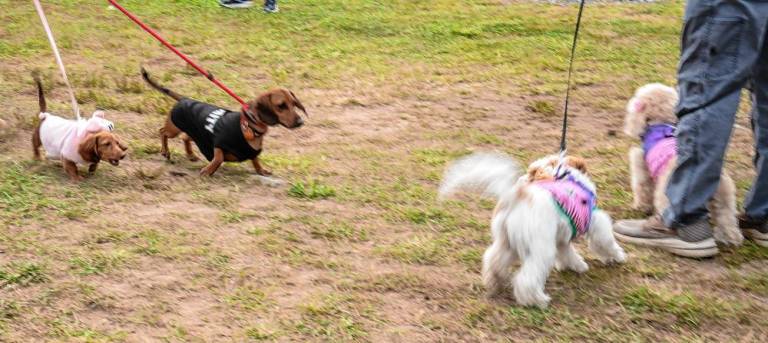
741 25 768 246
616 0 768 256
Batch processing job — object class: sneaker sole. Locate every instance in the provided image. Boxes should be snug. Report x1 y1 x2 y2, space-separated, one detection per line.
220 4 253 9
614 232 719 258
743 229 768 248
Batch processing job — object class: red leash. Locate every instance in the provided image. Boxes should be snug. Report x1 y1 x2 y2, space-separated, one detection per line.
107 0 263 138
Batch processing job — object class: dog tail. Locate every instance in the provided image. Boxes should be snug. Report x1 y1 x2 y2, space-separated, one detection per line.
438 152 522 200
141 66 183 101
33 73 47 115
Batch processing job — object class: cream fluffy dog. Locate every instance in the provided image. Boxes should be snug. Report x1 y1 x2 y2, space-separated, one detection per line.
624 83 742 245
439 153 626 308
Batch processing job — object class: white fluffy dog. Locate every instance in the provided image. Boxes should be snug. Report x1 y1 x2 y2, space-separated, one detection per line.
624 83 742 245
439 153 626 308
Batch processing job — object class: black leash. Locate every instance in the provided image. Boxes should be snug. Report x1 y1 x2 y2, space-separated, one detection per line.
559 0 586 154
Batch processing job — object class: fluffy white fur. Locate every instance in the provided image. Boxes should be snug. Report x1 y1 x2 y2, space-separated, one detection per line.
439 153 626 308
625 84 743 245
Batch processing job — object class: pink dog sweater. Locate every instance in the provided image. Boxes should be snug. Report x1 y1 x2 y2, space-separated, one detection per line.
535 174 597 240
38 111 114 165
642 124 677 180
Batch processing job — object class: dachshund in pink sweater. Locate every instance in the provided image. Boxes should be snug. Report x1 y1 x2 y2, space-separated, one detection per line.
32 76 127 181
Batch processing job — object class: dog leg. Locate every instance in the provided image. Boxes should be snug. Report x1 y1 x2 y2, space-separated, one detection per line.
251 157 272 176
709 173 743 246
181 134 200 162
555 243 588 274
159 120 182 160
513 249 554 309
63 159 83 182
483 240 515 297
653 165 673 214
32 121 43 161
629 147 654 214
200 148 224 176
587 210 626 264
88 163 99 175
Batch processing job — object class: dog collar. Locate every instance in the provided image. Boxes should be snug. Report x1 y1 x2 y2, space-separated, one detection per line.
240 109 267 141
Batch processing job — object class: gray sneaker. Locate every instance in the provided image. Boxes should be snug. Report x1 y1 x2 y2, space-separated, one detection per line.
738 215 768 247
614 215 718 258
219 0 254 9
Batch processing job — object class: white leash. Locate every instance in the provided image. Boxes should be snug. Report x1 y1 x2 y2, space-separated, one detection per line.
33 0 81 120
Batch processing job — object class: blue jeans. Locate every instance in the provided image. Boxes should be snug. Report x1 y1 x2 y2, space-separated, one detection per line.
664 0 768 228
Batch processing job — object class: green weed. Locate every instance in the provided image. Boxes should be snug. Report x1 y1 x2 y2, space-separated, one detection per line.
288 180 336 199
0 262 47 287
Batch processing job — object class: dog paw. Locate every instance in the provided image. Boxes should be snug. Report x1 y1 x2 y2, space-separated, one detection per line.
601 249 627 264
161 150 171 160
199 167 213 177
631 202 654 214
257 169 272 176
188 155 200 162
517 294 551 309
713 227 744 246
572 260 589 274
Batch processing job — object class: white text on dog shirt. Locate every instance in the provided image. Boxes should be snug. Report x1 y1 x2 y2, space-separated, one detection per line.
204 109 226 133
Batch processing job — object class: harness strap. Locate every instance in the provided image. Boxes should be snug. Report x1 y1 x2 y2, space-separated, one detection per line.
550 198 580 240
33 0 80 120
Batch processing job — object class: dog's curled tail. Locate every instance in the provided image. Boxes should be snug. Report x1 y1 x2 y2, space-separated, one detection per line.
141 66 183 101
438 152 521 200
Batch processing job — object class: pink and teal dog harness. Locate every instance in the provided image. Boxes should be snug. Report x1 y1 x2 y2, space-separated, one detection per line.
643 124 677 180
535 173 597 240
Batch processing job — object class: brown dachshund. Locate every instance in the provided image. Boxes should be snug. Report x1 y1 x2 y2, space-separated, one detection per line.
141 67 306 176
32 76 128 181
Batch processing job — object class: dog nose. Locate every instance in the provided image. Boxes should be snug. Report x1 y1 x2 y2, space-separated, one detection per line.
294 117 304 128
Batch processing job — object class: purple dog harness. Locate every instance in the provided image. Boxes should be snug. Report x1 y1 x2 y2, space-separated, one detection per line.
643 124 677 180
535 174 597 240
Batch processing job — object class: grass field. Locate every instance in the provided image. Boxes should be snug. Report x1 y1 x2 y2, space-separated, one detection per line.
1 0 767 341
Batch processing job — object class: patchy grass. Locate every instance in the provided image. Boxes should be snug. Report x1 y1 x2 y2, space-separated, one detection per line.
69 250 131 276
295 293 372 340
288 179 336 199
621 286 741 328
224 287 269 312
0 262 48 288
0 162 90 225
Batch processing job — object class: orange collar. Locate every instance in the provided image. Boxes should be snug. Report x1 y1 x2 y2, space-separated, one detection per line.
240 111 267 141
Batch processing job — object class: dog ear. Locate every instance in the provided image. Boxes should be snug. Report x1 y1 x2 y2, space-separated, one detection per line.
254 93 278 125
78 133 100 163
566 156 588 174
116 135 128 151
526 166 548 182
289 90 307 116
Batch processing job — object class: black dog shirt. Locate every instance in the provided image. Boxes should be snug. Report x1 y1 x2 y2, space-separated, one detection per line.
170 98 261 162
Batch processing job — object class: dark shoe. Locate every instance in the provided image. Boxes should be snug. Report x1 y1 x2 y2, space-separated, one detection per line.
738 214 768 247
264 1 279 13
614 215 718 258
220 0 254 9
